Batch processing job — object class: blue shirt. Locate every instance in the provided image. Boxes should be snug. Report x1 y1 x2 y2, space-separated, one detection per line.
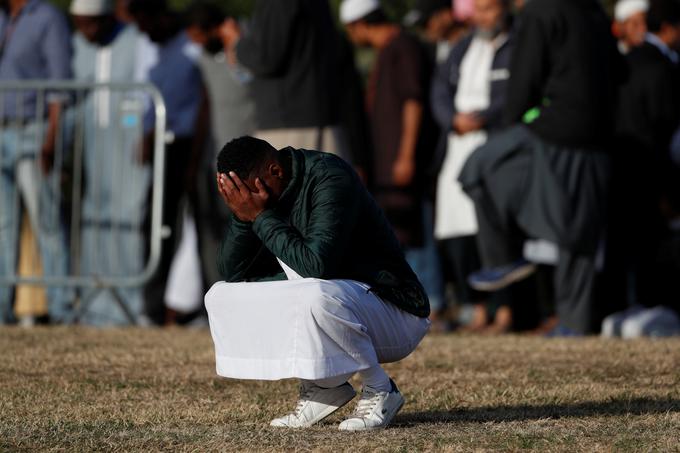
0 0 72 119
145 31 202 137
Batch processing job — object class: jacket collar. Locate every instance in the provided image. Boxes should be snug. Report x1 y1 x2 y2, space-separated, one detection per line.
275 147 305 210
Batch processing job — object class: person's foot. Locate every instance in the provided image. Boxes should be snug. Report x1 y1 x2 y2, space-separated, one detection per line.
270 381 356 428
468 260 536 292
482 305 513 335
428 308 453 333
461 304 489 333
338 379 404 431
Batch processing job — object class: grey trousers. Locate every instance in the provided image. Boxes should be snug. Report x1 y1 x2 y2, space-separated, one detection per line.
461 126 609 334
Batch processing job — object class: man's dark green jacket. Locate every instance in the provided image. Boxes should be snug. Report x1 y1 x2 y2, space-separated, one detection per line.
217 148 430 318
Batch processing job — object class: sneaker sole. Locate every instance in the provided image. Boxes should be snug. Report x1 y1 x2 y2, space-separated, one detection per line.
469 264 537 292
270 388 356 428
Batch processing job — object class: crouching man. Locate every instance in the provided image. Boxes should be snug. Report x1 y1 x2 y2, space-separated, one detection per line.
205 137 430 430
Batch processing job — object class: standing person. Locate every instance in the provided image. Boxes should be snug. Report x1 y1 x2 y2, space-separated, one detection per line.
608 0 680 314
128 0 207 325
613 0 649 54
459 0 620 335
205 136 430 430
340 0 441 311
70 0 152 325
430 0 514 331
404 0 468 64
217 0 344 156
184 1 257 291
0 0 72 324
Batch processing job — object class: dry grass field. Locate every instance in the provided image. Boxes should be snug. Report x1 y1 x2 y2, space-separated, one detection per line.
1 327 679 452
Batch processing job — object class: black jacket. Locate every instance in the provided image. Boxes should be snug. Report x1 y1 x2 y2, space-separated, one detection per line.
431 31 513 133
236 0 339 130
616 41 680 161
503 0 620 148
217 148 430 318
429 31 514 177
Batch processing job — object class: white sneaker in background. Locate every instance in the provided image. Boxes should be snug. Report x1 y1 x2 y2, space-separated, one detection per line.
601 306 645 338
621 306 680 338
270 381 356 428
338 379 405 431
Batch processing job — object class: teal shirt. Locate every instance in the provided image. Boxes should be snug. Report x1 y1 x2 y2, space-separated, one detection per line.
217 148 430 318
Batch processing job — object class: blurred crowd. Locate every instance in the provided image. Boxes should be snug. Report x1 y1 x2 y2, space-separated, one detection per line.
1 0 680 337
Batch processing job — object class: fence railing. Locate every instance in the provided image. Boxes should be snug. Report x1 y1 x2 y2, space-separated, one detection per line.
0 81 168 324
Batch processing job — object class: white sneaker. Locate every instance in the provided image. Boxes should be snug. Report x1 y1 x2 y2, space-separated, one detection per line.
270 381 356 428
338 379 405 431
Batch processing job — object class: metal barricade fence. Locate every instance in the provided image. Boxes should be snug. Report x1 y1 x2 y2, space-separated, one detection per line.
0 81 167 325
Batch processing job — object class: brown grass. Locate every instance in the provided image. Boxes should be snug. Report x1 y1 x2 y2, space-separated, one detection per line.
1 327 679 452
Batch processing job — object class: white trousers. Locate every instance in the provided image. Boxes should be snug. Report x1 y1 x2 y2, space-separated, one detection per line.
205 278 430 381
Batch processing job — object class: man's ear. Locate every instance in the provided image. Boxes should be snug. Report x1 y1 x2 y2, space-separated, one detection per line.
268 162 285 180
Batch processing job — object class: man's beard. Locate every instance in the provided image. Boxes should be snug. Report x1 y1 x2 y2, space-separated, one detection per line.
475 24 503 41
204 37 224 55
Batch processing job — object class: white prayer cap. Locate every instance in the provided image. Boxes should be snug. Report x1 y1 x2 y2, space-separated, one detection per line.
615 0 649 22
70 0 115 16
340 0 381 24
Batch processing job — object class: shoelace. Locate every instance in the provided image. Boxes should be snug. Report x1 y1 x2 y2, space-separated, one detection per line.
352 390 384 418
291 384 317 417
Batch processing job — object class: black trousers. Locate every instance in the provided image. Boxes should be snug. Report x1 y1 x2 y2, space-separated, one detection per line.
144 137 194 325
437 236 485 306
469 150 599 334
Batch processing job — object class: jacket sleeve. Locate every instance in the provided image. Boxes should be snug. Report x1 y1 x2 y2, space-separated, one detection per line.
477 45 512 130
251 166 360 279
502 7 550 125
216 216 264 282
430 49 458 130
235 0 300 76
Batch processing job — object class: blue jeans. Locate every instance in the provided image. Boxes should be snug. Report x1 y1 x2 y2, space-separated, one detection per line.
0 125 71 323
405 202 445 313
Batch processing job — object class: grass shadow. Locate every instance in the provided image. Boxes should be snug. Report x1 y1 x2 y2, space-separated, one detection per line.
394 397 680 426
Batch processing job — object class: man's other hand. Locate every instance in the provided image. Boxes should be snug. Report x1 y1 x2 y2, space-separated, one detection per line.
39 139 55 174
217 172 269 222
392 155 415 187
453 112 484 135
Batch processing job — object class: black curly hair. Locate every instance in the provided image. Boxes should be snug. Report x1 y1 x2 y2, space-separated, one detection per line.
216 136 278 180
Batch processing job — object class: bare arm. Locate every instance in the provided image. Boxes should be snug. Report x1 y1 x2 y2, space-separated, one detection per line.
40 102 62 174
392 99 422 186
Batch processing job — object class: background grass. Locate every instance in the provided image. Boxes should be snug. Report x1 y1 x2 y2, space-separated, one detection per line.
1 327 679 451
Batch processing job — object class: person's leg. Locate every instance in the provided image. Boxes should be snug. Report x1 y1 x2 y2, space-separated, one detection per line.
19 158 73 322
144 138 191 324
304 280 428 431
205 278 428 429
470 186 525 268
553 248 598 335
0 161 19 324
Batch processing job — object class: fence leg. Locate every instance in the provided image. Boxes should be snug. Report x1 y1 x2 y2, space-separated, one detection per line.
72 287 103 325
110 288 138 326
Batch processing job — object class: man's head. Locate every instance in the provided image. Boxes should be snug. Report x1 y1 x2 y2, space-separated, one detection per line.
186 1 226 54
614 0 649 50
340 0 390 47
71 0 117 45
217 137 289 204
647 0 680 49
472 0 510 39
128 0 175 43
403 0 454 42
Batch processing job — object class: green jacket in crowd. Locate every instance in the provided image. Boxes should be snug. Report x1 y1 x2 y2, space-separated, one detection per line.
217 148 430 318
